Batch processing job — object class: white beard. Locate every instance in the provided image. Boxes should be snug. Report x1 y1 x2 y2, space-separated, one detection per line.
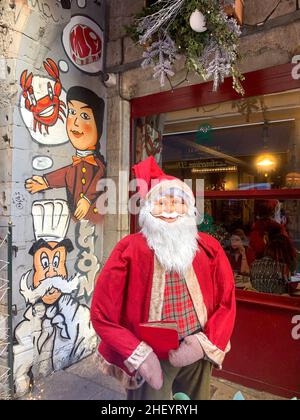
139 201 199 276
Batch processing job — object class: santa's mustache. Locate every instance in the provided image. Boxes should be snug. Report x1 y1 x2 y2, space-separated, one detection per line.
20 270 80 305
153 211 184 219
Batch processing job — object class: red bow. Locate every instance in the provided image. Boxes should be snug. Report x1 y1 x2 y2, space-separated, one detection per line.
72 155 98 167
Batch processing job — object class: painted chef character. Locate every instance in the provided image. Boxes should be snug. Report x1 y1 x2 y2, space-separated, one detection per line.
91 157 236 401
13 200 97 396
25 87 106 224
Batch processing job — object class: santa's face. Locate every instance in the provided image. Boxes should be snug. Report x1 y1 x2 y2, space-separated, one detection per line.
151 194 188 223
33 242 68 305
139 191 198 275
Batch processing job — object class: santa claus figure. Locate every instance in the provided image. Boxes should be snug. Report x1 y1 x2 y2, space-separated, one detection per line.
91 157 236 400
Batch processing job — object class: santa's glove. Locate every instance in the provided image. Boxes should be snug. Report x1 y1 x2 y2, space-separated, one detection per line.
169 335 204 368
138 351 164 390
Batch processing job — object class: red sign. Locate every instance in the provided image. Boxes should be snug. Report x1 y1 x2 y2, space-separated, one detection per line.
70 24 102 66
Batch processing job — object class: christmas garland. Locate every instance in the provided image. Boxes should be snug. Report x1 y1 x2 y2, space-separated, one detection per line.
126 0 244 95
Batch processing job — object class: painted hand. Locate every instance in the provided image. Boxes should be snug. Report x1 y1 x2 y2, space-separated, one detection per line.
25 176 48 194
74 197 90 220
169 335 204 368
138 351 163 391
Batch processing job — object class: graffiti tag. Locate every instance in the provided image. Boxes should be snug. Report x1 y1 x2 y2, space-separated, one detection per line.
28 0 69 23
75 220 100 300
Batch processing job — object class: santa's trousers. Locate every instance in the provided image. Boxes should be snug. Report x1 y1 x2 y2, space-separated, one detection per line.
127 359 212 401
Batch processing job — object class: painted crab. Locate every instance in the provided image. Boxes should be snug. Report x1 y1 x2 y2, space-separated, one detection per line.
20 58 66 134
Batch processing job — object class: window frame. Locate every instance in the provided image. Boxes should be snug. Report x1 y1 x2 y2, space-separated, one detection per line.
130 63 300 231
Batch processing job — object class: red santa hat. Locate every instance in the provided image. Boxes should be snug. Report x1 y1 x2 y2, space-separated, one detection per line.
132 156 195 205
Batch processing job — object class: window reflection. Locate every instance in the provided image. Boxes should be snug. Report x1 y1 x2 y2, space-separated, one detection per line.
160 91 300 192
133 90 300 297
198 198 300 296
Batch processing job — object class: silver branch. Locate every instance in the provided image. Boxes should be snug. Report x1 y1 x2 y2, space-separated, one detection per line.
138 0 185 45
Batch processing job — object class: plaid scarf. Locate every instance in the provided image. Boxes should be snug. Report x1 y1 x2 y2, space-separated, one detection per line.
162 271 201 339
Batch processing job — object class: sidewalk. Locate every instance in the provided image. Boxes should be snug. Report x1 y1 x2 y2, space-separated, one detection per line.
24 355 284 401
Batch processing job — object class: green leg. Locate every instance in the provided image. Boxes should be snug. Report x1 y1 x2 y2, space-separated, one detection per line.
172 360 212 401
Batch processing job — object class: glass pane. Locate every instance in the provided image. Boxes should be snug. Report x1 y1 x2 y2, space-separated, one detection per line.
131 89 300 297
161 90 300 191
199 198 300 296
133 115 165 166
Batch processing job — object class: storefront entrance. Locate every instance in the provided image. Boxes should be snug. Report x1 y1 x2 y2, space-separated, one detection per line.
130 63 300 398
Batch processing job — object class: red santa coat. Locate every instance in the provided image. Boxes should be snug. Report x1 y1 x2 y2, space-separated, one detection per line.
91 232 236 389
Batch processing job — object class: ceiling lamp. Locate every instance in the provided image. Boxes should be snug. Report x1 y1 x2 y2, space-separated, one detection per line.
255 121 277 175
255 154 277 176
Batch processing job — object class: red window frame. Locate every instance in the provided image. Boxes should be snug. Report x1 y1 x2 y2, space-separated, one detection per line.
130 63 300 232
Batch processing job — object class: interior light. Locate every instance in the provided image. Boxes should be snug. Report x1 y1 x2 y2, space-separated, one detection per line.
256 154 277 171
191 166 238 174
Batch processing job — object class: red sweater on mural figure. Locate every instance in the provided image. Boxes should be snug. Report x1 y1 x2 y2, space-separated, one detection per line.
91 230 236 389
45 157 105 224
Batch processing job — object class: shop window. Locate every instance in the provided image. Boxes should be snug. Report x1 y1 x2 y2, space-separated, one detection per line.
161 92 300 193
200 198 300 295
132 87 300 297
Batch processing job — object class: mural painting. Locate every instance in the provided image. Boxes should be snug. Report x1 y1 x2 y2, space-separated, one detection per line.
75 220 101 300
20 59 68 146
12 1 107 396
14 200 97 395
20 58 67 135
62 15 104 74
32 156 54 172
25 86 106 223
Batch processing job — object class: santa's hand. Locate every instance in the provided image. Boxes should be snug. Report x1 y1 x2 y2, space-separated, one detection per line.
169 335 204 368
138 351 163 391
74 198 90 220
25 176 48 194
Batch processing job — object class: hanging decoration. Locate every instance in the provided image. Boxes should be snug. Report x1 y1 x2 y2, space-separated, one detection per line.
141 35 177 86
189 9 207 33
126 0 244 94
196 123 213 144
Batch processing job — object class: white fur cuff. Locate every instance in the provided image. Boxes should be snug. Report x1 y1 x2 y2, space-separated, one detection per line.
195 333 226 369
124 342 153 373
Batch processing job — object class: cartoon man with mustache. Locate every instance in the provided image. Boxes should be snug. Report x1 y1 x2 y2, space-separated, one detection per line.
25 87 106 224
13 200 97 396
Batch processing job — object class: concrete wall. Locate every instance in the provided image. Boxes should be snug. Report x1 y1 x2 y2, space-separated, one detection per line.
0 0 107 397
103 0 300 259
